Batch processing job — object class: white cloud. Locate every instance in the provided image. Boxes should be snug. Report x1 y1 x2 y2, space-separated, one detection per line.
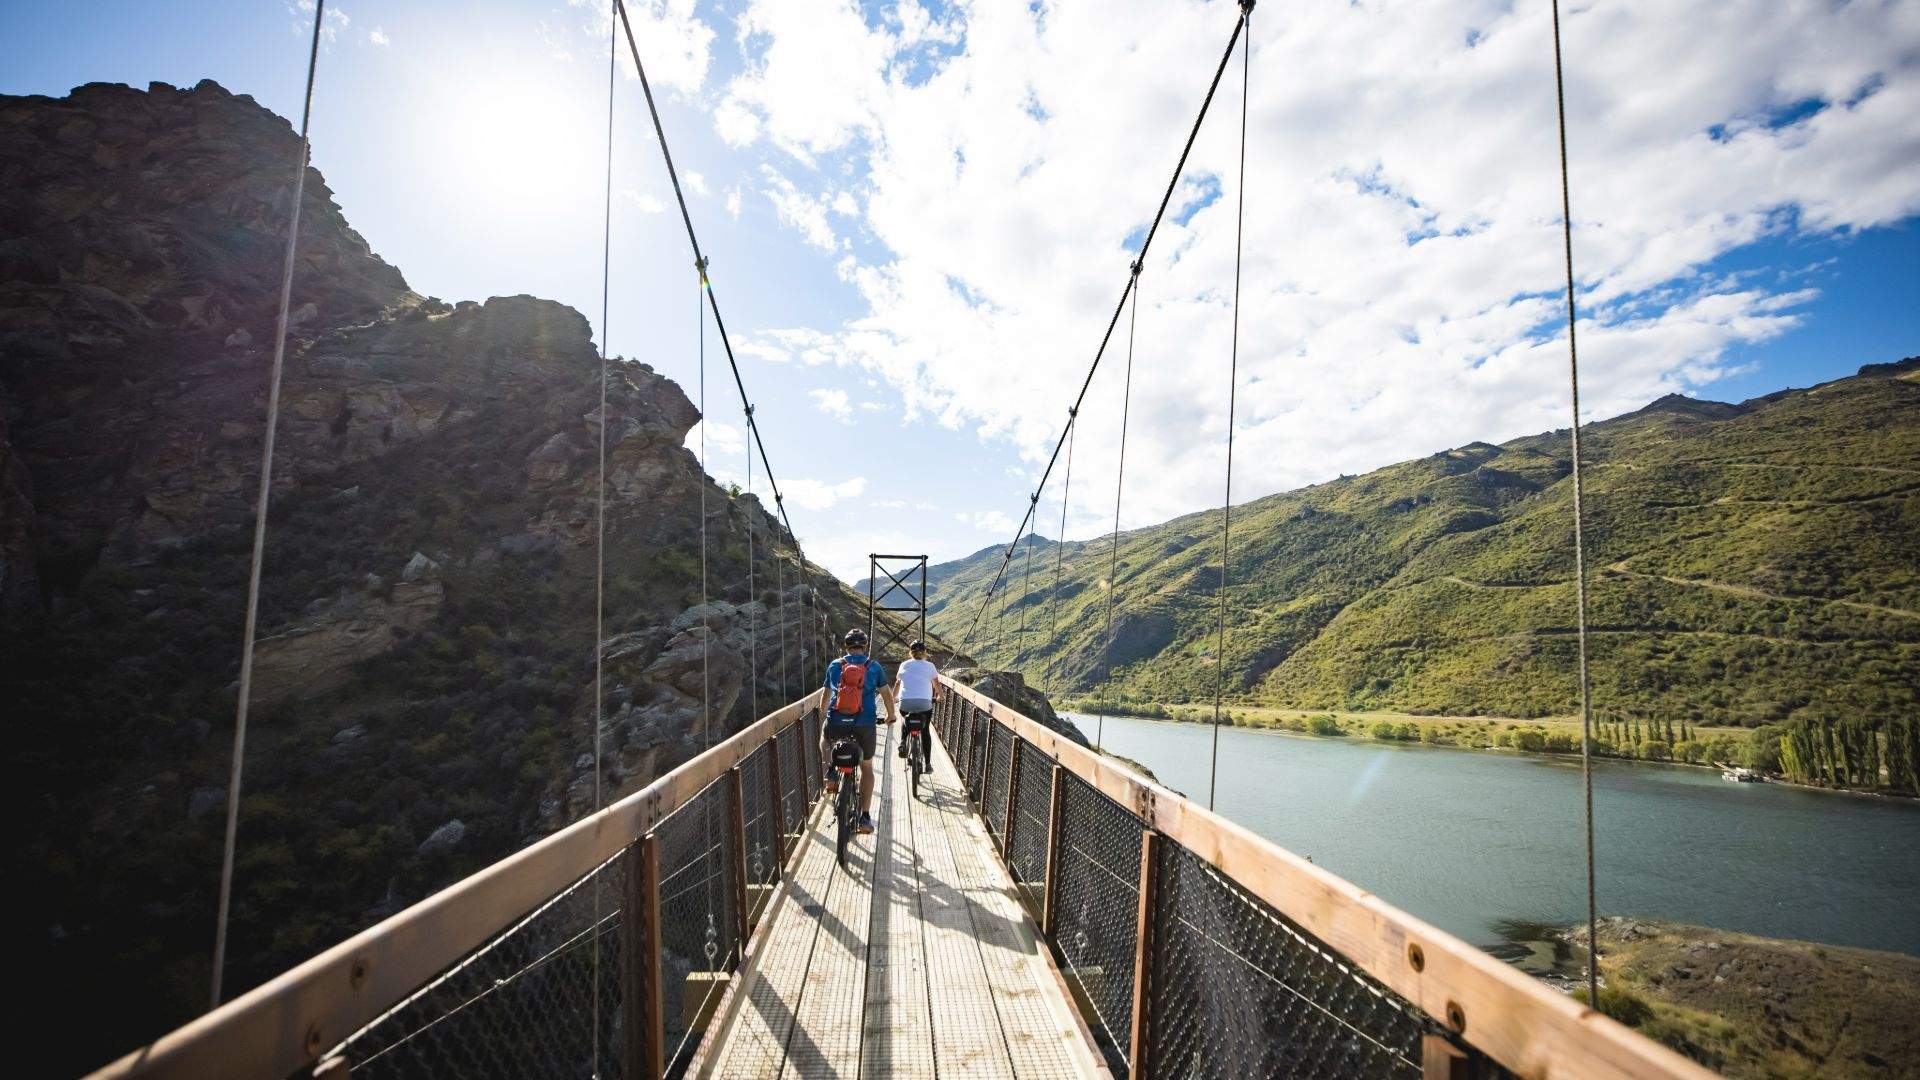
725 186 744 219
622 190 667 214
564 0 714 92
686 419 746 460
809 387 854 420
715 0 1920 540
685 170 710 197
291 1 351 44
785 475 870 511
761 166 839 251
956 510 1015 534
368 26 389 46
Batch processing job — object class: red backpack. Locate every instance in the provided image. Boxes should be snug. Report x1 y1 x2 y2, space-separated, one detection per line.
832 656 870 716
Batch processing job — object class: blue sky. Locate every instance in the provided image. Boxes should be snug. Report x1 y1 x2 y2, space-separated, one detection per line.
4 0 1916 581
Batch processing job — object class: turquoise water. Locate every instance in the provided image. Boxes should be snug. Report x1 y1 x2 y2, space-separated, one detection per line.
1065 712 1920 956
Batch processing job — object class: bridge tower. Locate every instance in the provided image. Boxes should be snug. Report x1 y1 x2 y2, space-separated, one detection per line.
866 553 928 666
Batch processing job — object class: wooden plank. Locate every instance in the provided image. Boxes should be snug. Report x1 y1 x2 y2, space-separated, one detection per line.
728 766 753 949
1128 830 1158 1078
779 736 874 1079
939 754 1088 1079
1041 763 1066 936
938 676 1717 1080
912 726 1015 1077
706 801 842 1077
861 723 935 1078
89 695 816 1080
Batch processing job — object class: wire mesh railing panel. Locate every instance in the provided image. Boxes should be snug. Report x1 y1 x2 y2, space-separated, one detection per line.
983 720 1011 840
1052 770 1142 1076
936 693 960 775
339 851 626 1080
1008 738 1053 904
1147 841 1424 1079
740 739 779 895
799 706 823 802
970 708 990 804
950 696 972 784
775 721 806 851
651 777 742 1076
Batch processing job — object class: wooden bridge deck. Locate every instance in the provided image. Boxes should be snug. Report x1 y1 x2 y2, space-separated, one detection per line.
697 722 1104 1078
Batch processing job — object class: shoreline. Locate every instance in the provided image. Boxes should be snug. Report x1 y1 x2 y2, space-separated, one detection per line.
1064 707 1917 802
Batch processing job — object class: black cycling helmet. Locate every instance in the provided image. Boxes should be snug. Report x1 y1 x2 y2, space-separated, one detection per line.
844 627 869 648
908 639 927 652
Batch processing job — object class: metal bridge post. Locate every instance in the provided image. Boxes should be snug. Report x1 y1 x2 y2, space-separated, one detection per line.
1001 728 1023 857
727 765 751 947
1423 1033 1470 1080
623 832 665 1080
1041 762 1066 936
766 733 788 862
1128 829 1161 1077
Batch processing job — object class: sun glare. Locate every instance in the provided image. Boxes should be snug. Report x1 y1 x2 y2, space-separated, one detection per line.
428 67 599 216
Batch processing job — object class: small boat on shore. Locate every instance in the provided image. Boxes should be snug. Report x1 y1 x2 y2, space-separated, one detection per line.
1721 766 1764 783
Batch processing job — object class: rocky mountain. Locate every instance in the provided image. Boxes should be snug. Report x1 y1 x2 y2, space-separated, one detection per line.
0 80 916 1070
928 360 1920 730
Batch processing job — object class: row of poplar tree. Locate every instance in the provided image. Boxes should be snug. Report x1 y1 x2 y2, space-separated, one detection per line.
1775 714 1920 794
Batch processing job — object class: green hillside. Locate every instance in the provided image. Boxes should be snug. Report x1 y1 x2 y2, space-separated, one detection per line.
928 360 1920 737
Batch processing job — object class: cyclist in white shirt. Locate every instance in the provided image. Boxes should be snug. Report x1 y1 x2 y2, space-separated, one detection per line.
895 639 937 758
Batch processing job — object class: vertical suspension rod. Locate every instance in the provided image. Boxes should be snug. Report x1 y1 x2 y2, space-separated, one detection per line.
209 0 327 1010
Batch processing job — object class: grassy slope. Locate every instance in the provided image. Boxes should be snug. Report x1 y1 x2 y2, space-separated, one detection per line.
931 361 1920 732
1579 919 1920 1079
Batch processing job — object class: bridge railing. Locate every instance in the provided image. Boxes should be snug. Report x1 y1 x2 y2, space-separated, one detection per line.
93 696 828 1080
932 675 1716 1080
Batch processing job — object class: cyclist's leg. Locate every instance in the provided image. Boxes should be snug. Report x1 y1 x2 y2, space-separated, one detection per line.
856 727 877 812
823 720 849 792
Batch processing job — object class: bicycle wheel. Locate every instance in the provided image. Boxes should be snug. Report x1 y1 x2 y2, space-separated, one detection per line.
910 736 923 798
835 780 855 867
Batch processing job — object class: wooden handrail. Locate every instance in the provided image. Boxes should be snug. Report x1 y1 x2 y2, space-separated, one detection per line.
90 695 820 1080
937 675 1717 1080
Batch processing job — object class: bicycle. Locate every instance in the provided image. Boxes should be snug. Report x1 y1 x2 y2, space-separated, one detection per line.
827 733 862 867
902 710 931 799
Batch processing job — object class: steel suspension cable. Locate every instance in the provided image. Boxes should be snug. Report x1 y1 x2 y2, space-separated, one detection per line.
589 2 617 1066
612 0 813 590
1549 0 1601 1007
746 403 757 722
1018 502 1038 655
209 0 326 1009
1048 412 1078 654
1207 0 1253 813
958 9 1250 654
698 259 711 750
1097 261 1143 751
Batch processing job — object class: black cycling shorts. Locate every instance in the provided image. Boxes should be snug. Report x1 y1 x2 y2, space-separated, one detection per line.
823 721 877 762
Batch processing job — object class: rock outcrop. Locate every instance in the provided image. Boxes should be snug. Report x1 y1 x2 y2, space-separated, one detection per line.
0 80 906 1074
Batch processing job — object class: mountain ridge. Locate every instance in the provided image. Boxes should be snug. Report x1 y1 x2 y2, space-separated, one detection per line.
927 356 1920 730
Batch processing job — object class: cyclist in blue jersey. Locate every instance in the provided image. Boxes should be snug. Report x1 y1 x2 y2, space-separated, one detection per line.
820 628 897 835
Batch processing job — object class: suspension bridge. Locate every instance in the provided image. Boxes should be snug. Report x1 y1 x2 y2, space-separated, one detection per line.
81 0 1720 1077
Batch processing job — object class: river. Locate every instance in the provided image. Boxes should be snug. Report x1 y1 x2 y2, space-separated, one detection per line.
1064 712 1920 956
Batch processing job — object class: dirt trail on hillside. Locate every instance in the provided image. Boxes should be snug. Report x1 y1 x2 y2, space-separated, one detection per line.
1605 560 1920 622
